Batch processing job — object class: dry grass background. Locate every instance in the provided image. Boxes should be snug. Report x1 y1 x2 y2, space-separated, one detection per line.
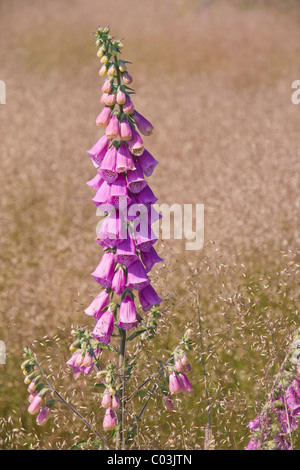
0 0 299 449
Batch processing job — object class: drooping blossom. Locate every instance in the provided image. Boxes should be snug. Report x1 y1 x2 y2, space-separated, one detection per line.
179 372 193 395
126 160 147 194
117 295 138 330
138 149 158 176
92 308 115 346
36 406 51 426
140 247 163 273
134 110 154 136
103 407 117 430
28 395 43 415
169 372 183 395
96 106 111 127
115 235 138 267
138 284 162 312
91 252 115 289
126 260 150 291
111 395 121 410
101 390 112 408
87 134 110 167
98 146 118 183
84 290 110 319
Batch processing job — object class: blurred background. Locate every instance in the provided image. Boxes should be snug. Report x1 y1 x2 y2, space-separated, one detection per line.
0 0 299 449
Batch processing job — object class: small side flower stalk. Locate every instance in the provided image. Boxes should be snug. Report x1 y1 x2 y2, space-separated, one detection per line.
246 329 300 450
21 348 55 426
166 330 193 405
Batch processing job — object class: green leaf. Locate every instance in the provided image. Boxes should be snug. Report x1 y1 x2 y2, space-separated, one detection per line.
134 390 147 398
92 383 106 389
70 440 88 450
127 329 146 341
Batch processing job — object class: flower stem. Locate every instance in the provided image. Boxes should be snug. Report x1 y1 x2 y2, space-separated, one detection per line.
196 287 212 431
117 328 127 450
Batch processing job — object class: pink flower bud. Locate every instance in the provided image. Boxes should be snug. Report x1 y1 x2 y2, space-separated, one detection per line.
96 106 111 127
107 64 116 76
119 61 127 73
82 354 93 367
36 406 51 426
175 358 184 372
75 353 84 367
117 88 127 105
120 118 133 141
122 72 133 84
104 92 116 107
102 79 113 94
183 363 192 373
101 391 112 408
106 115 120 139
179 372 193 395
99 64 108 76
181 353 189 366
28 395 43 415
123 95 135 114
100 93 107 104
111 394 121 410
28 392 37 403
128 128 144 156
27 381 37 394
103 407 117 430
169 371 182 394
134 111 153 136
100 55 109 64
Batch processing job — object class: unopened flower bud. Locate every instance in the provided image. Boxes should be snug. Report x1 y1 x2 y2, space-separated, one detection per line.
36 406 51 426
99 64 108 76
27 374 42 393
82 354 93 367
122 72 133 85
96 106 111 127
179 372 193 395
75 353 84 367
101 390 112 408
97 46 106 58
133 111 153 136
107 64 116 76
123 95 135 115
104 92 116 107
169 371 182 394
100 55 109 64
175 358 184 372
181 353 189 366
105 373 112 384
116 88 126 105
103 407 117 430
111 394 121 410
28 395 43 415
102 79 113 94
119 61 127 73
185 329 193 339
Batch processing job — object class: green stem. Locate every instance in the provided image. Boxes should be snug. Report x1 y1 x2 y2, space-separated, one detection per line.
196 287 212 430
117 328 127 450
